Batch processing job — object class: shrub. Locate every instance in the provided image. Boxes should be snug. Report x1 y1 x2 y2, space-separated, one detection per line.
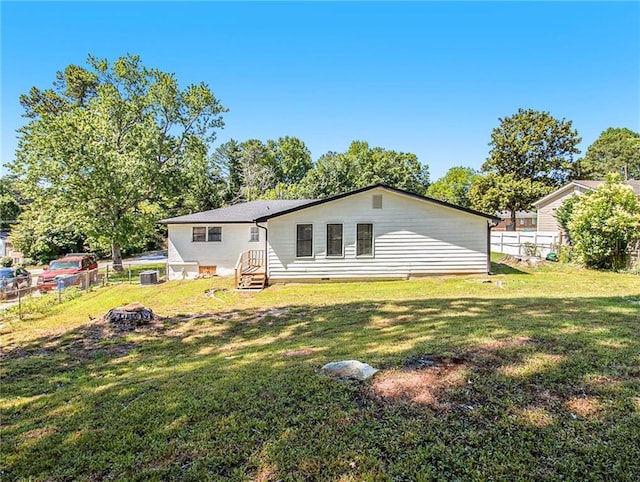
568 175 640 270
522 242 540 257
0 256 13 267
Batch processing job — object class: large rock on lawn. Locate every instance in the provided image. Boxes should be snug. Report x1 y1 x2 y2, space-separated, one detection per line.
322 360 379 380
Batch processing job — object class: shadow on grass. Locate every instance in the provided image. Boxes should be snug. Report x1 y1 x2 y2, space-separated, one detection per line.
490 261 530 275
2 294 640 480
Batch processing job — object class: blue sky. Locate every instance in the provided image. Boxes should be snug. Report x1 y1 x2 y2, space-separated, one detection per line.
1 1 638 180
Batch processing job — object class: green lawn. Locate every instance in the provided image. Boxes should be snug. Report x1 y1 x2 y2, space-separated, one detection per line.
1 260 639 480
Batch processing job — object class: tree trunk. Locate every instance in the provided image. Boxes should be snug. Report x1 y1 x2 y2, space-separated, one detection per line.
509 208 517 231
112 242 124 272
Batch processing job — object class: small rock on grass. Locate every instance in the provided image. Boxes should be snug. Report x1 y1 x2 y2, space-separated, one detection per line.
322 360 379 380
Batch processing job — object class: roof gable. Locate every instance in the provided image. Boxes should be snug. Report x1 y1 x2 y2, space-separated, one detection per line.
160 184 501 225
533 180 640 208
254 184 501 222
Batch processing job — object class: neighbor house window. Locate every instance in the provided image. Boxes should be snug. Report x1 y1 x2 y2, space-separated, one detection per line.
208 226 222 242
192 227 206 242
326 224 343 257
519 218 525 226
372 194 383 209
357 224 373 256
250 226 260 242
532 218 537 226
296 224 313 257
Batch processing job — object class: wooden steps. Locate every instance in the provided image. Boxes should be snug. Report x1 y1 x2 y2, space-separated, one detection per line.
235 250 266 290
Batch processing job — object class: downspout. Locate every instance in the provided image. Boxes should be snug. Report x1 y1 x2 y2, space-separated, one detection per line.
255 221 269 284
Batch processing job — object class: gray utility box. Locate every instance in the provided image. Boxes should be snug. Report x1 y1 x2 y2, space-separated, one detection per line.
139 270 159 286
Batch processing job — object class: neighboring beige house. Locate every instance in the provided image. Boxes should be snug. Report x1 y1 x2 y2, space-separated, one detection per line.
160 184 500 288
532 180 640 234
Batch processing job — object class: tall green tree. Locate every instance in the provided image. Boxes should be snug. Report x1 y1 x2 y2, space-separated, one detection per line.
476 108 581 229
266 136 313 184
469 172 549 222
237 139 276 202
0 176 23 231
213 140 244 203
426 166 479 208
578 128 640 180
296 141 429 198
11 54 226 269
568 175 640 270
10 205 87 263
180 137 226 213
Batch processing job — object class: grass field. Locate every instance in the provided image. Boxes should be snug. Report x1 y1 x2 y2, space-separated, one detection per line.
1 259 639 481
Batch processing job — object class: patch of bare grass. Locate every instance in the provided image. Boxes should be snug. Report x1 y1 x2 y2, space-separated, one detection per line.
370 364 468 408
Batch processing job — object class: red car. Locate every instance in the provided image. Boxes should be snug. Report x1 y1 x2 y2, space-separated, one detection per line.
37 253 98 292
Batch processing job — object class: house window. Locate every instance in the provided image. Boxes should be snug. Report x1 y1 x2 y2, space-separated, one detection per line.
296 224 313 257
372 195 383 209
208 226 222 242
326 224 343 257
519 219 525 226
250 226 260 242
192 227 206 242
357 224 373 256
532 218 537 226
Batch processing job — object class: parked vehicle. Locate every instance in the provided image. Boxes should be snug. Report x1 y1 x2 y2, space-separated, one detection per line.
36 253 98 293
0 267 33 299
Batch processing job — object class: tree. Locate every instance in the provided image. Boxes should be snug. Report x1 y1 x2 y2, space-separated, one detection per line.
0 176 22 231
11 54 226 269
10 205 87 263
567 175 640 270
296 141 429 199
469 172 549 222
476 108 581 229
266 136 312 184
180 137 226 213
426 166 479 208
578 128 640 180
212 140 244 204
237 139 276 202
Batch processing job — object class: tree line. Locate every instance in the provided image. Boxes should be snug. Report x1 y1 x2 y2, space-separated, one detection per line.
1 54 639 267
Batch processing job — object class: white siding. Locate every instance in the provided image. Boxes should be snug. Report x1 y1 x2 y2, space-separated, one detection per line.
167 223 263 279
266 188 489 281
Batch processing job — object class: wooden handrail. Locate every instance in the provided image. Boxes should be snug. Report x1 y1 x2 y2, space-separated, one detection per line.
235 250 266 288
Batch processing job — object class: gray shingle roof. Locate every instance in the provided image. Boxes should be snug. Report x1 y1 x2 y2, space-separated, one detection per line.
159 199 317 224
572 180 640 195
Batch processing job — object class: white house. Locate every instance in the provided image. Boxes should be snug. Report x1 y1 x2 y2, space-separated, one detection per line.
159 184 500 287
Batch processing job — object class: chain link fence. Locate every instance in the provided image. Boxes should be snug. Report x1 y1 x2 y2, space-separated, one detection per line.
1 263 167 321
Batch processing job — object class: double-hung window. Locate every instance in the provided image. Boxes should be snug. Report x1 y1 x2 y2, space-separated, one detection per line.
356 224 373 256
208 227 222 242
326 224 343 257
296 224 313 257
192 227 206 242
192 226 222 242
250 226 260 242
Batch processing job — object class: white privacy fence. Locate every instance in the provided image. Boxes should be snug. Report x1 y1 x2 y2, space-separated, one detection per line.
491 231 560 257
